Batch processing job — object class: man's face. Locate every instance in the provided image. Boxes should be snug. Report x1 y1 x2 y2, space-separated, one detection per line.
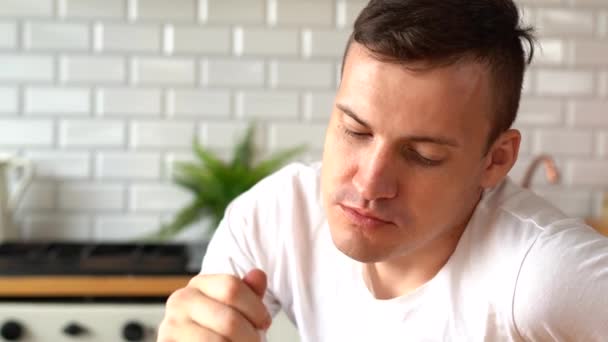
321 43 494 263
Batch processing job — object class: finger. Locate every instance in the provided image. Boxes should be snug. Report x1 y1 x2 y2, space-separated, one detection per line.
190 274 271 329
242 269 267 298
161 317 230 342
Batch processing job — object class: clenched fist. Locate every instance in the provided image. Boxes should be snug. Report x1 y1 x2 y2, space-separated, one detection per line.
157 269 271 342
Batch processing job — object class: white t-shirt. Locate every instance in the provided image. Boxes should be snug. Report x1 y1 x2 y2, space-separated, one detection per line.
201 162 608 341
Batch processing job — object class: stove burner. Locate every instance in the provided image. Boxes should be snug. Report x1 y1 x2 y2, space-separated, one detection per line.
0 242 205 276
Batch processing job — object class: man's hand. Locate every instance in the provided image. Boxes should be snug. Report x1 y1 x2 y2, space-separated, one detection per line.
157 269 271 341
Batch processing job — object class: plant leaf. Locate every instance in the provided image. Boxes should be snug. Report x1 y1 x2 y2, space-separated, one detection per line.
231 124 255 169
251 145 307 182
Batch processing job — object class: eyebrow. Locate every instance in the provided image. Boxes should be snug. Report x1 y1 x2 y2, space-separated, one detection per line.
336 103 461 148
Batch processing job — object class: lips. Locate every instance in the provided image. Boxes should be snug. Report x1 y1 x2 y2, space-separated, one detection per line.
339 204 392 228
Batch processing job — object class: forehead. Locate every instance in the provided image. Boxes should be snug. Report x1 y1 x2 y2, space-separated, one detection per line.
338 43 492 144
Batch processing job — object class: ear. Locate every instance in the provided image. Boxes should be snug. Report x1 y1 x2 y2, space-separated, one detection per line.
480 129 521 188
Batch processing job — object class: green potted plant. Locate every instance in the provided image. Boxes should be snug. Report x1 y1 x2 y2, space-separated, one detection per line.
149 124 305 240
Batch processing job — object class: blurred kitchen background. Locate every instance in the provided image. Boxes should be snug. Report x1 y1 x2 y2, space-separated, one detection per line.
0 0 607 241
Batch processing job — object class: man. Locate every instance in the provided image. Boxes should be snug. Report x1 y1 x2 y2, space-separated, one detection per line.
158 0 608 341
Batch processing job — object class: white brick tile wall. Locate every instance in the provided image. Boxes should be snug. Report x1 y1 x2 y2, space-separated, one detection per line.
130 120 194 148
0 22 17 48
340 0 367 28
534 188 593 218
236 28 299 56
200 121 266 149
269 123 327 149
25 151 91 179
129 184 191 211
136 0 195 21
96 152 161 179
570 40 608 66
0 87 18 113
20 181 55 210
60 120 125 147
173 26 231 54
97 88 161 116
101 24 161 52
536 9 594 36
269 61 335 88
132 57 195 85
169 89 231 117
58 183 124 210
601 71 608 97
0 55 53 81
206 0 266 24
599 132 608 156
204 59 265 86
0 0 53 17
536 69 594 96
236 91 299 119
599 11 608 37
94 215 160 240
273 1 334 26
22 215 91 241
536 39 564 65
533 129 594 155
61 0 126 19
61 56 126 83
0 119 53 146
568 160 608 185
570 0 608 6
302 29 350 58
567 100 608 126
303 92 335 121
516 98 563 126
25 87 91 115
24 22 89 51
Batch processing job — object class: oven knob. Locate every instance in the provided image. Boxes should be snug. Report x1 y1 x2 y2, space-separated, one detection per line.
1 320 23 341
122 321 144 341
63 322 88 337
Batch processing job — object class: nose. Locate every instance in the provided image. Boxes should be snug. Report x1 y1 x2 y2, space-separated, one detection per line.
352 144 398 201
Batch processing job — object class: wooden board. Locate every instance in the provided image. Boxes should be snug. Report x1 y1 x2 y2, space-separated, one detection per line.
0 275 192 297
587 218 608 237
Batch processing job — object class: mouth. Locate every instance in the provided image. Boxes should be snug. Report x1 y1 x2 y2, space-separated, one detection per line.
338 204 393 229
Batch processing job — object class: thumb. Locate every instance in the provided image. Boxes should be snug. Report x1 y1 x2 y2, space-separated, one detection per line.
242 269 267 298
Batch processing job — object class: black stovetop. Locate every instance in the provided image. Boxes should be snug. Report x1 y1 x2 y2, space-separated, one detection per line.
0 242 206 276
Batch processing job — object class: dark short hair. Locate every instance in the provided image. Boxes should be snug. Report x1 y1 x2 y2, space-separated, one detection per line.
343 0 535 152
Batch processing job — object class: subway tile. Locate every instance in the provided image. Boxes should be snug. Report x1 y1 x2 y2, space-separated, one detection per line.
0 119 53 146
205 59 265 86
62 0 125 18
21 182 55 210
170 89 231 117
516 98 563 126
535 38 564 65
0 87 18 113
601 71 608 97
599 11 607 37
567 100 608 127
61 56 126 83
274 1 334 26
236 91 299 119
59 183 124 210
133 57 195 85
536 9 594 36
0 22 17 48
569 0 608 6
0 0 53 17
533 129 593 155
23 214 91 241
24 22 89 51
0 55 53 81
173 26 231 54
303 92 335 121
129 184 191 211
237 28 299 56
534 188 592 218
94 215 161 240
269 123 326 149
535 69 594 96
599 132 608 156
206 0 265 24
570 40 608 66
96 152 161 180
136 0 195 21
302 29 350 58
24 151 90 179
269 60 334 88
130 120 194 148
60 120 125 147
101 24 161 52
98 88 162 116
341 0 367 28
25 87 90 115
568 160 608 186
200 122 266 149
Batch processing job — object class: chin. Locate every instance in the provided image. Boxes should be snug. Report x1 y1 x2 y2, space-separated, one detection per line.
328 221 403 263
